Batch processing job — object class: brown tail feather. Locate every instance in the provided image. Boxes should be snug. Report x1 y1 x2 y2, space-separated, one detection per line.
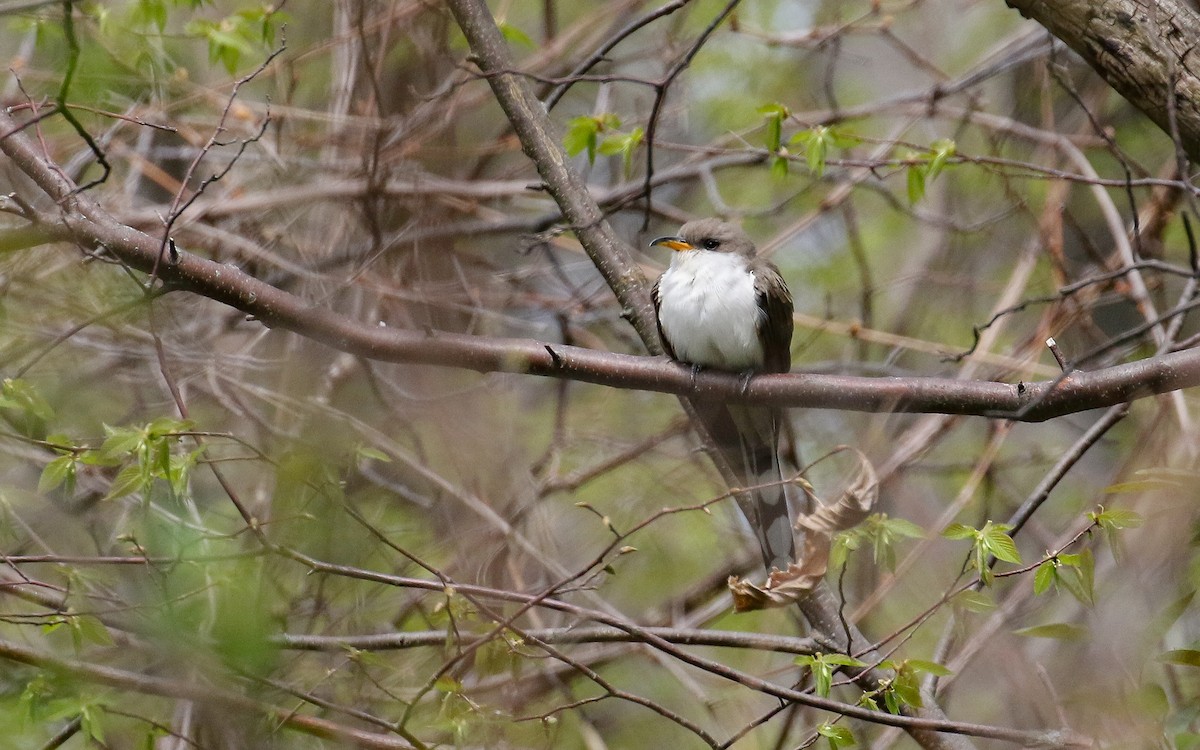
696 402 796 572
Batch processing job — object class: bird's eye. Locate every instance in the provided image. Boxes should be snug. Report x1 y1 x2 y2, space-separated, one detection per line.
701 238 720 250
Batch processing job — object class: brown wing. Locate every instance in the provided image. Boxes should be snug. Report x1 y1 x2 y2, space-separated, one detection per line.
753 261 793 374
651 276 677 360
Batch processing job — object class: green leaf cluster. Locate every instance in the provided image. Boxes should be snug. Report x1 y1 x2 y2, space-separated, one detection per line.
943 520 1021 585
817 723 856 750
0 378 54 439
38 416 200 502
563 114 643 174
184 5 287 74
18 674 110 743
901 138 956 203
790 124 859 178
861 659 952 715
755 103 860 179
1090 505 1144 560
794 652 866 697
832 513 924 571
1033 548 1094 604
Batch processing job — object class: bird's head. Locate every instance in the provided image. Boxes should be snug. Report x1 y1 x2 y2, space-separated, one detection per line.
650 218 756 258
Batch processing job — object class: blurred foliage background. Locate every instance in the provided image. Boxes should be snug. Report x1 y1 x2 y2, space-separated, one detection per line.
0 0 1199 748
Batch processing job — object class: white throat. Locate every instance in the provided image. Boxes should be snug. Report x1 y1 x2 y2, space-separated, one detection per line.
656 250 765 371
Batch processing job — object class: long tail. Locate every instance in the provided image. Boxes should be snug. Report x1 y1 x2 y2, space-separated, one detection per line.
696 402 795 572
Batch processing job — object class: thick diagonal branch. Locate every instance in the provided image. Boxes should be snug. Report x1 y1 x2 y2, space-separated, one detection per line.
447 0 660 347
1006 0 1200 161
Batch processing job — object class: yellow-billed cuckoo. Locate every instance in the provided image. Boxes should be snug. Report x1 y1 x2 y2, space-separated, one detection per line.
650 218 796 572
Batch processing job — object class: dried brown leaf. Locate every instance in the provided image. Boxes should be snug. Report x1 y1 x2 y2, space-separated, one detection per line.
729 448 877 612
796 447 878 536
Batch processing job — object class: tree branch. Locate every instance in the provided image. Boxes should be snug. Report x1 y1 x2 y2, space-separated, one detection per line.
0 637 415 750
1005 0 1200 161
2 110 1196 428
446 0 661 348
277 625 822 655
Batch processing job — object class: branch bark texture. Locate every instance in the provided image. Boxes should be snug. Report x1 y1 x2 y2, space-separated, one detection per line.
1006 0 1200 161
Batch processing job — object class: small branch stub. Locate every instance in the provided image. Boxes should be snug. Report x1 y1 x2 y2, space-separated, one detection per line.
1047 337 1069 372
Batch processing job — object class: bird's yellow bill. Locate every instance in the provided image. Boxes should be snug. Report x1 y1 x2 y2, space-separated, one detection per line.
650 236 693 251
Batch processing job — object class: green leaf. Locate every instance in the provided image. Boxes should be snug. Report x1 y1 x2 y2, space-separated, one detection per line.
147 416 193 437
100 426 145 458
906 162 926 204
770 155 789 179
356 445 392 462
562 119 596 159
434 675 463 693
1091 506 1142 560
818 723 856 749
756 103 790 118
621 127 643 175
1091 507 1143 529
891 668 923 708
153 435 172 477
2 379 53 421
926 138 956 180
881 517 925 539
186 15 261 75
790 125 858 177
596 137 627 156
830 533 856 569
942 523 975 540
945 522 1019 582
813 666 832 698
1033 560 1056 595
498 21 535 49
795 652 865 697
822 653 867 668
757 103 789 154
0 378 53 437
39 455 76 494
1103 479 1179 494
1012 623 1088 640
563 116 622 164
904 659 953 677
883 688 900 714
1159 649 1200 667
795 654 831 697
1057 548 1094 606
73 615 113 647
597 113 622 130
806 130 828 176
866 515 925 571
80 702 106 744
982 523 1022 564
132 0 168 30
105 463 145 501
953 589 995 612
764 111 783 152
596 126 643 177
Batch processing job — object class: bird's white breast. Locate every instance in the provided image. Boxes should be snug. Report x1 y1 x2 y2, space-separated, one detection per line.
657 250 764 371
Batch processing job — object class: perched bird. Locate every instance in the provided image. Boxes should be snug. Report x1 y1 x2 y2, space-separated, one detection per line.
650 218 796 572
